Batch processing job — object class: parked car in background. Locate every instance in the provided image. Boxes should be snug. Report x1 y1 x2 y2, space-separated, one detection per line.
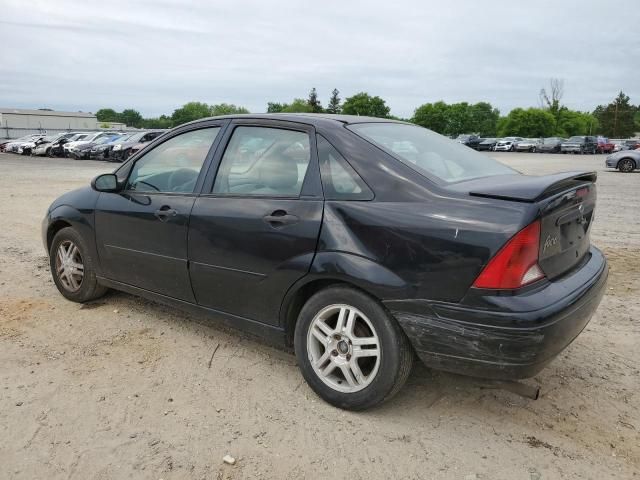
537 137 564 153
476 138 498 151
596 138 615 154
69 134 122 160
561 136 597 154
42 114 607 410
455 134 483 150
89 133 133 160
3 134 47 153
623 139 639 150
32 132 79 156
64 132 115 156
605 150 640 173
49 133 91 157
494 137 523 152
514 138 542 152
17 134 49 155
109 130 166 162
31 135 60 156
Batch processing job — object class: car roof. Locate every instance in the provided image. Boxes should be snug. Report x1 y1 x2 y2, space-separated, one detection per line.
180 113 405 128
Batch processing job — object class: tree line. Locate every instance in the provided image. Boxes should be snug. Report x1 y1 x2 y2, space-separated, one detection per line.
96 84 639 139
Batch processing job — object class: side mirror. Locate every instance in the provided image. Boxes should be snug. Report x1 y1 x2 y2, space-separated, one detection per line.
91 173 120 192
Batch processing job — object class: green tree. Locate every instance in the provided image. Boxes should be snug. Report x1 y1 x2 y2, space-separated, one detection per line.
119 109 144 128
267 102 286 113
210 103 250 116
593 91 636 138
307 88 323 113
171 102 211 126
412 101 499 136
143 115 172 129
468 102 500 136
498 108 556 137
412 101 450 134
96 108 119 122
556 108 598 137
280 98 314 113
342 92 390 118
326 88 341 114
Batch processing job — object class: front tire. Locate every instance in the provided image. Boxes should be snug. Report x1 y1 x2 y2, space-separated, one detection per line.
294 286 413 410
49 227 107 302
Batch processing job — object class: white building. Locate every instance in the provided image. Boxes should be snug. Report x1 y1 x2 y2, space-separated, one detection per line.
0 108 98 138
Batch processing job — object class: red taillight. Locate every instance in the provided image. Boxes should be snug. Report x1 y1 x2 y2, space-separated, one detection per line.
473 220 545 290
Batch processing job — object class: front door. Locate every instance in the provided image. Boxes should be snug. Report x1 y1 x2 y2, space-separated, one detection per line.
95 125 223 301
188 122 323 324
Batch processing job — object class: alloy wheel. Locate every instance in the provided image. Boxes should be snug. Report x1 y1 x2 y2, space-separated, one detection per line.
619 159 634 173
307 304 381 393
55 240 85 292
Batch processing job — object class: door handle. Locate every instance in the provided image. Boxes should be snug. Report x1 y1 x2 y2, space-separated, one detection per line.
263 210 299 227
154 205 178 221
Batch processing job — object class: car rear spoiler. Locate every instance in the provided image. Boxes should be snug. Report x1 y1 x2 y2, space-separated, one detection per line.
449 171 597 203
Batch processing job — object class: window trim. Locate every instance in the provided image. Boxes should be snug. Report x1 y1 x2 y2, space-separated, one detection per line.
200 119 322 200
116 122 227 196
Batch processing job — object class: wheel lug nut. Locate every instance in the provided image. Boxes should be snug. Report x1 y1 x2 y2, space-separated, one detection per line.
333 334 341 340
331 350 338 356
346 354 351 360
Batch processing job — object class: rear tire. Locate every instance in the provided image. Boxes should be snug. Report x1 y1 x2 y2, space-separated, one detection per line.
294 286 413 410
49 227 108 303
618 158 636 173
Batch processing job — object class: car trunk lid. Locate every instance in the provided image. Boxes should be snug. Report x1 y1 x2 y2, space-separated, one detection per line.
450 171 597 280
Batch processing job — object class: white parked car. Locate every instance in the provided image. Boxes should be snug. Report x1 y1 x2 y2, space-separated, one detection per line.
3 134 47 153
494 137 524 152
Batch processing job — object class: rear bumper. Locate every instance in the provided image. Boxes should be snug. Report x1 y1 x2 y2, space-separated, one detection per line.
386 246 608 380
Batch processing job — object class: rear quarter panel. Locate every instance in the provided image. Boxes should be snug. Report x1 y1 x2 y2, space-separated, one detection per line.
314 198 532 303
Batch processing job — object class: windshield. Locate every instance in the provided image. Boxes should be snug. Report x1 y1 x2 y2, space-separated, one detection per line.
349 123 515 184
544 137 559 144
568 136 584 142
125 132 145 143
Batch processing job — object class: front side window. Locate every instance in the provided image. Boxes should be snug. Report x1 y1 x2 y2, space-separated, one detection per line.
213 126 310 197
349 123 515 184
126 127 220 193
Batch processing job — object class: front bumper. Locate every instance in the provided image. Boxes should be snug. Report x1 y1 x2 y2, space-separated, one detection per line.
561 146 583 153
605 157 617 168
494 145 511 151
386 246 608 380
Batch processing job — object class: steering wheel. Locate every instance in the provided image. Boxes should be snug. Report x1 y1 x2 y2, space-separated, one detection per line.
168 168 198 192
134 180 160 192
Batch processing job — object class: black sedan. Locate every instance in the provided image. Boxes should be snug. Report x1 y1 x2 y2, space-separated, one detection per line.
477 138 497 151
42 114 608 410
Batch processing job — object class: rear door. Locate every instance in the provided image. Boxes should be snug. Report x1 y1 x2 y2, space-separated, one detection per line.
95 123 225 301
188 120 323 325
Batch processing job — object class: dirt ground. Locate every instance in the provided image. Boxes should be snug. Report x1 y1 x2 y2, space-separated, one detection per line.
0 151 638 480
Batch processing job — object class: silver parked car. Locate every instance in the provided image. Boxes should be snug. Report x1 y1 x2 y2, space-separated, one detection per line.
514 138 542 152
605 149 640 173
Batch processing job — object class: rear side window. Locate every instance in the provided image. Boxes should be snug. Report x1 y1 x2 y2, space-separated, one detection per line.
213 126 310 197
317 135 373 200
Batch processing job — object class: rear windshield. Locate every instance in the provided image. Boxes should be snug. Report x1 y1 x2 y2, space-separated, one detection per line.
348 123 515 184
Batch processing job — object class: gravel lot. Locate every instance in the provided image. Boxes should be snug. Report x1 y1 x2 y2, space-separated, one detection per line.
0 152 638 479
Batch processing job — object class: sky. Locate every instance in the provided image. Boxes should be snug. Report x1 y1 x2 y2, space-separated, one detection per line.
1 0 638 119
